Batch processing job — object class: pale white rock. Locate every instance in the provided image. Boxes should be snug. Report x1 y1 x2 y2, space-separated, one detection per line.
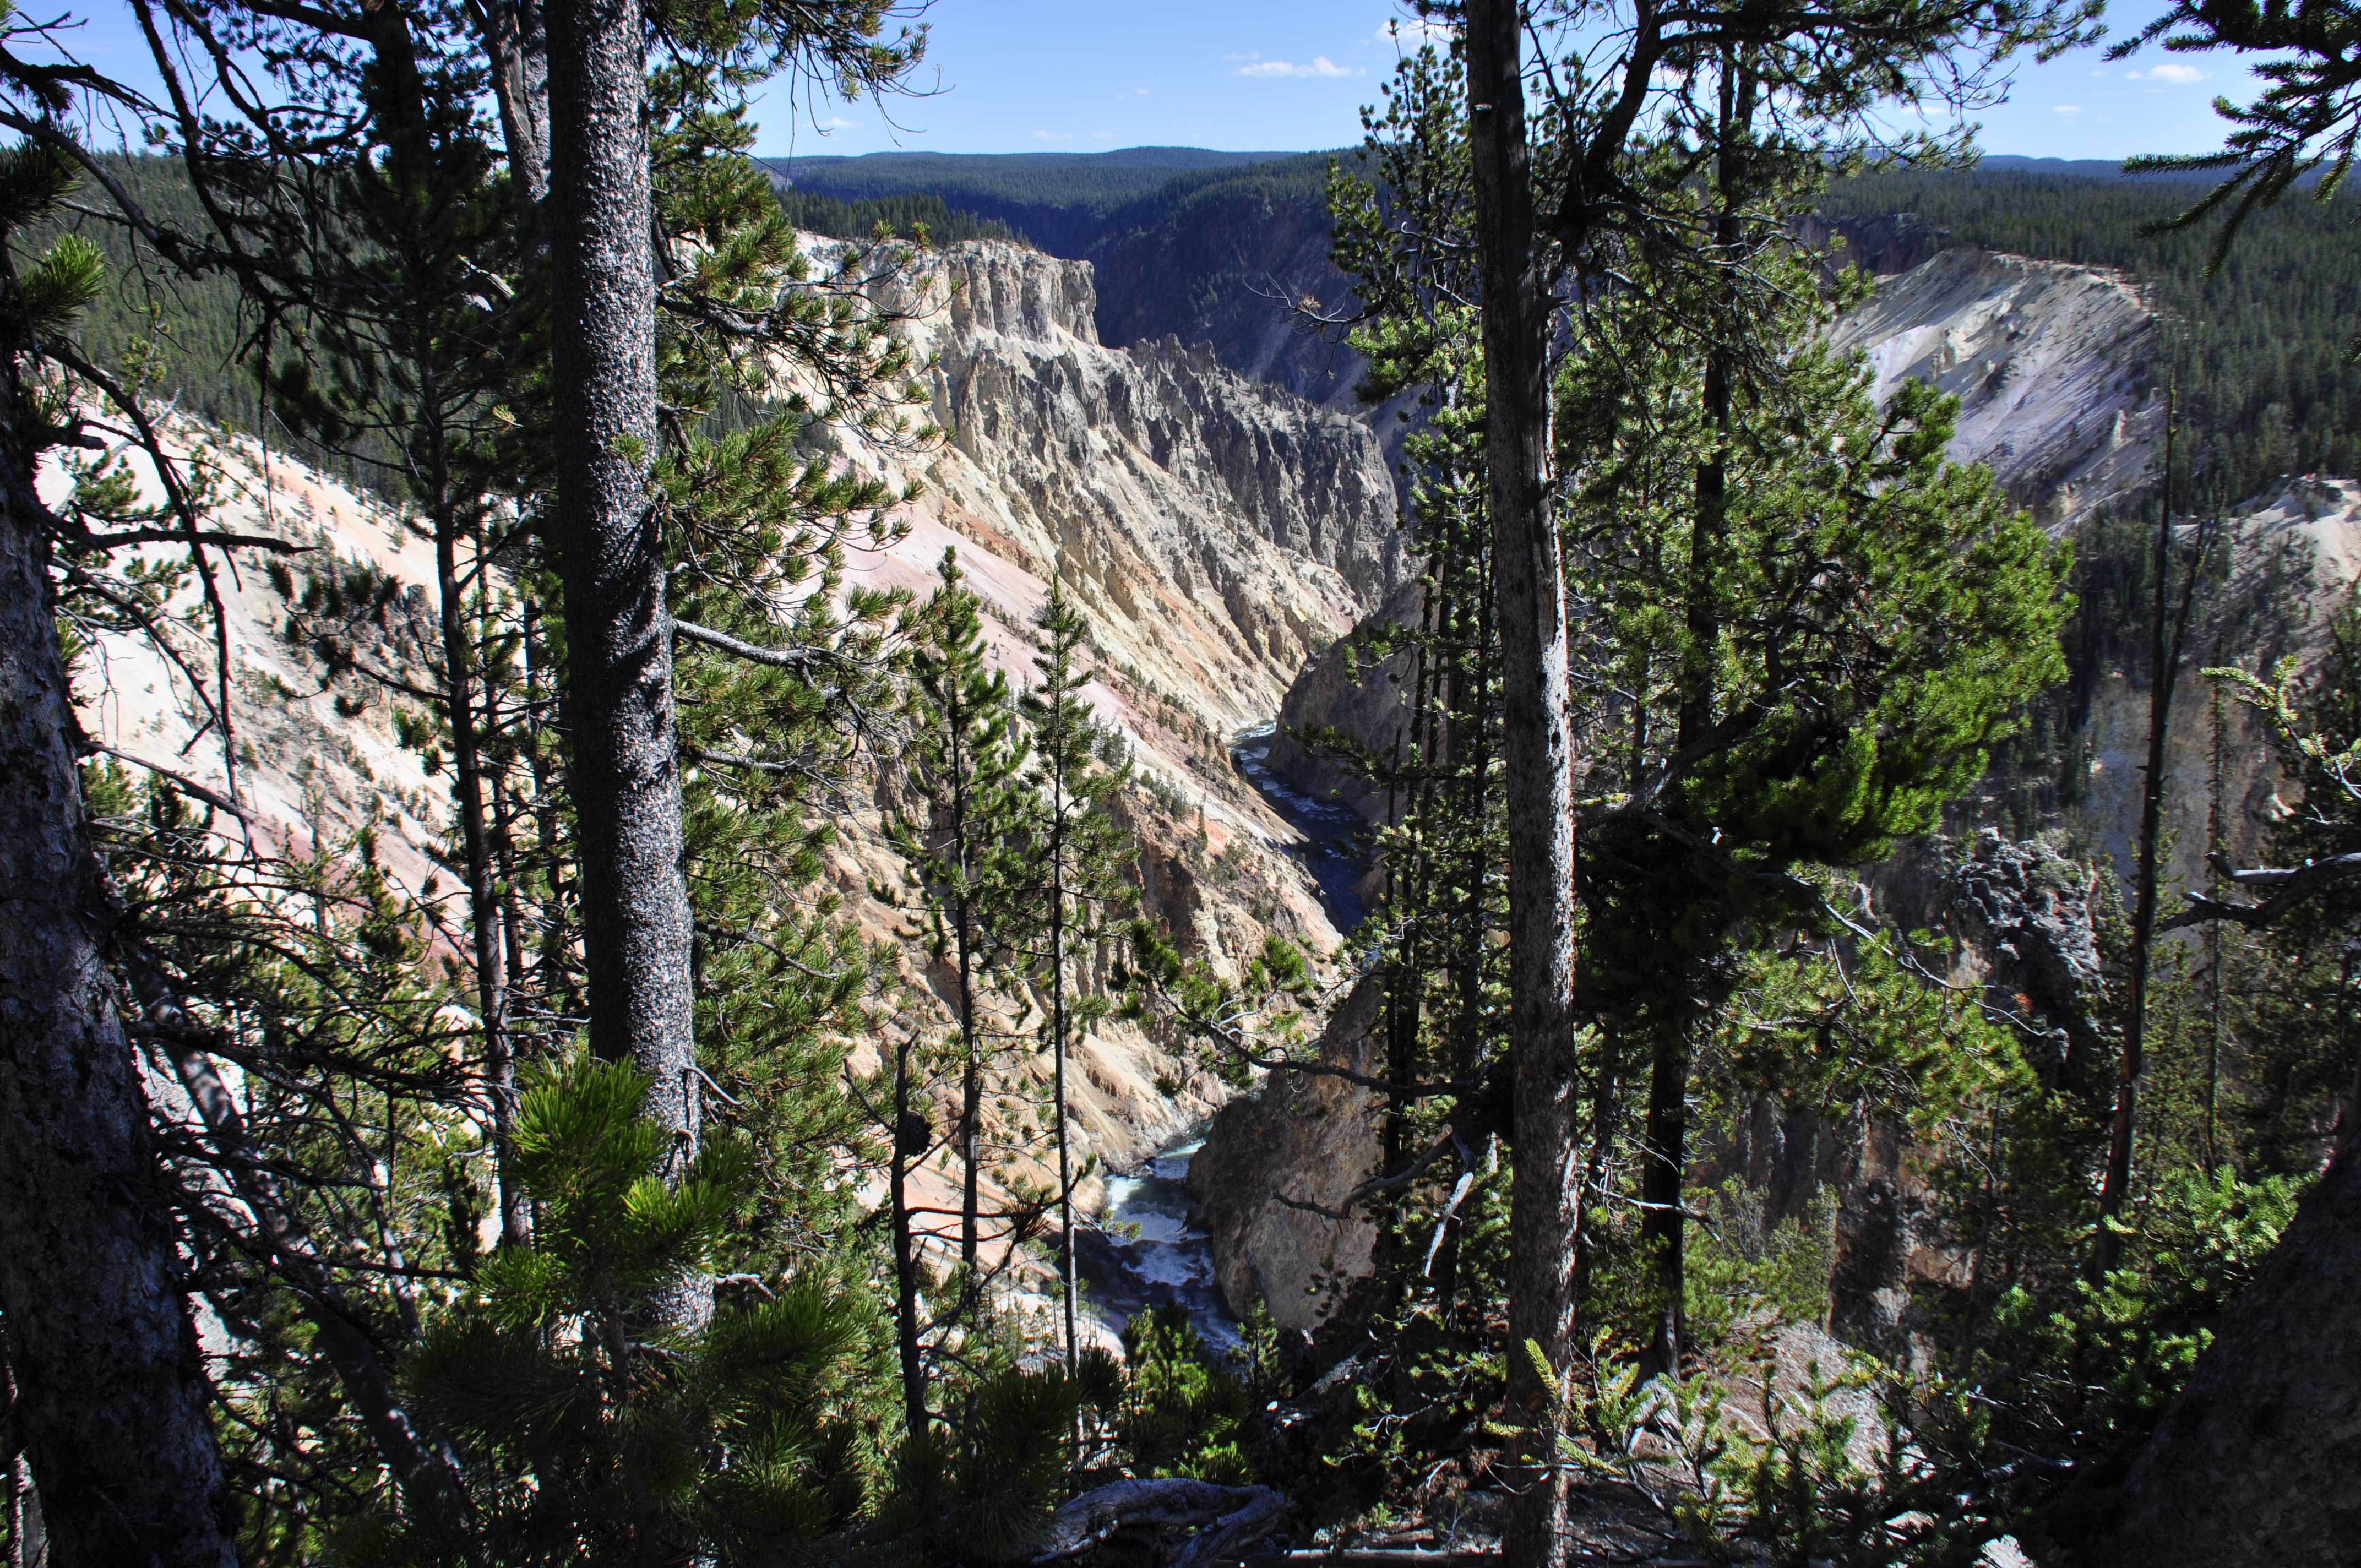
1827 245 2163 530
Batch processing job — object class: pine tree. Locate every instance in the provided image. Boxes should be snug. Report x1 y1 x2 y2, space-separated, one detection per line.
1446 0 2096 1552
1559 223 2070 1370
348 1056 873 1566
1011 576 1136 1370
261 20 543 1249
889 549 1031 1348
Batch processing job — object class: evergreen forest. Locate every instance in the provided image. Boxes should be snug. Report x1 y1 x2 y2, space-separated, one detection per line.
2 3 2360 1567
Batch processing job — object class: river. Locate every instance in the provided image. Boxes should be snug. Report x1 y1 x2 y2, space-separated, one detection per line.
1074 722 1372 1353
1228 720 1371 934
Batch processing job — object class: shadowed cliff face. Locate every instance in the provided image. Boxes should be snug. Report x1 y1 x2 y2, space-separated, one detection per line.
1185 973 1384 1336
1089 192 1370 415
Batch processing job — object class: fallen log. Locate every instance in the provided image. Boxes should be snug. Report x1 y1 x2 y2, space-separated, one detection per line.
1243 1552 1500 1566
1031 1478 1286 1565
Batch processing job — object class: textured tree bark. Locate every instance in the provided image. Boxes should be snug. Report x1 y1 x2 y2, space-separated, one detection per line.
543 0 698 1152
1467 3 1582 1564
888 1033 928 1435
427 434 524 1248
480 0 551 208
0 431 237 1566
2088 1145 2361 1566
2096 401 2182 1276
7 1451 42 1568
1636 1016 1690 1377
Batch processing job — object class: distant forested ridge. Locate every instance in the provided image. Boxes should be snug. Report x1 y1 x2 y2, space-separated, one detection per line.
30 156 254 432
765 146 1294 253
1822 167 2361 510
774 148 2361 496
769 185 1015 244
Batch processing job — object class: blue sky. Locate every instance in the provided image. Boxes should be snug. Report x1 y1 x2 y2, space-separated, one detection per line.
750 0 2263 164
34 0 2266 166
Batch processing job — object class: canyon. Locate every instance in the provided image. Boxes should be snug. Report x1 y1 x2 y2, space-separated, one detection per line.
74 212 2360 1356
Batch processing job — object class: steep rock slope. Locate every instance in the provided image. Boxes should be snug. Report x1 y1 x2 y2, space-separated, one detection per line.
1826 246 2163 530
1086 188 1368 413
864 242 1407 726
58 429 447 894
1261 243 2333 847
2070 475 2361 892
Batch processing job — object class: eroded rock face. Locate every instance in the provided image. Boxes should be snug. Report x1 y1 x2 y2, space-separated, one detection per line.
1090 192 1372 415
856 240 1410 729
1185 974 1385 1336
1827 246 2163 531
1793 211 1953 277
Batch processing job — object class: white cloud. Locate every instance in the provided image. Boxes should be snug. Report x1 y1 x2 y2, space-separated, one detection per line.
1235 55 1358 78
2054 104 2083 115
2130 61 2210 83
820 115 857 130
1032 129 1074 141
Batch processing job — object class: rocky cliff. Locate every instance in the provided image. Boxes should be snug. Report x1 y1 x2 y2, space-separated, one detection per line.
862 241 1408 725
1185 974 1384 1337
1826 246 2164 530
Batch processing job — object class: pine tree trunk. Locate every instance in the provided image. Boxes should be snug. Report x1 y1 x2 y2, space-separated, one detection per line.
426 398 523 1250
481 0 551 208
8 1450 42 1568
1637 1018 1689 1375
954 707 984 1275
1053 825 1079 1374
543 0 698 1151
0 426 238 1567
1467 4 1583 1562
958 921 982 1273
2087 1143 2361 1566
2096 404 2180 1274
890 1037 928 1435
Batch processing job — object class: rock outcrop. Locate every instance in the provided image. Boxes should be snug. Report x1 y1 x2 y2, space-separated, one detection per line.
1947 830 2108 1048
1185 974 1385 1336
1260 579 1424 824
